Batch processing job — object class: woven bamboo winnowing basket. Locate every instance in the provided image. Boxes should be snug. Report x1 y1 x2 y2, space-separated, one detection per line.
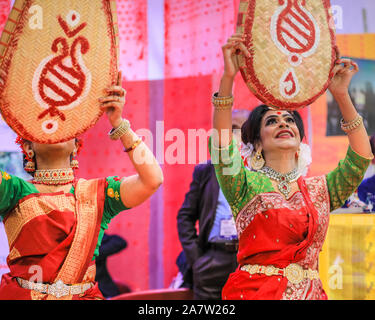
0 0 119 143
236 0 337 110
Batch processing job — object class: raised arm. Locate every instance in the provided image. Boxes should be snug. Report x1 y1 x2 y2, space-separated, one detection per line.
328 58 373 159
326 57 374 210
99 72 163 209
213 34 250 148
209 35 256 218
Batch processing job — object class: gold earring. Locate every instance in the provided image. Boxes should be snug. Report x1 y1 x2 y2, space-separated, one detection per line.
25 150 35 173
70 150 79 169
251 149 265 170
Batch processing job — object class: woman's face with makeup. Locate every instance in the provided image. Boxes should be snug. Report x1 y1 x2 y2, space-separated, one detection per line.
258 110 301 155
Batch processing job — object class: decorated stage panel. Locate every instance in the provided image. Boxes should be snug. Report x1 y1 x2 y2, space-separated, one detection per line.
320 214 375 300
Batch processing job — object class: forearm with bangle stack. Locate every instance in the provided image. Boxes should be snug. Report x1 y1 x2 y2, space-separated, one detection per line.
213 75 235 148
109 119 162 187
335 92 373 159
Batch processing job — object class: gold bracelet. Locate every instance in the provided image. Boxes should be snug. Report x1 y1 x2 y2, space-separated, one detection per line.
124 138 142 153
109 119 130 140
340 114 361 126
340 114 363 133
340 115 363 133
212 92 234 109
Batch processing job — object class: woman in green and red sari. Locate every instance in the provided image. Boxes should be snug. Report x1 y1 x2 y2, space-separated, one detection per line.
0 72 163 300
209 34 374 300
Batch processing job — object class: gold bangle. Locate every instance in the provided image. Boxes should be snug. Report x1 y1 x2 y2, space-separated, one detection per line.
340 114 361 126
212 92 234 107
109 119 130 140
340 114 363 133
124 138 142 153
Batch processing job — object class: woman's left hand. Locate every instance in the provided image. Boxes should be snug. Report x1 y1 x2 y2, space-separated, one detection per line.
328 58 359 98
99 71 126 128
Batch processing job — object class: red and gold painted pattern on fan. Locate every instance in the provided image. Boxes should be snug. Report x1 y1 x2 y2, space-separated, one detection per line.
0 0 119 143
34 12 90 127
236 0 337 110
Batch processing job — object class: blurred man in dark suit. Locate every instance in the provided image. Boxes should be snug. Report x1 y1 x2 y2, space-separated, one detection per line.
177 109 250 300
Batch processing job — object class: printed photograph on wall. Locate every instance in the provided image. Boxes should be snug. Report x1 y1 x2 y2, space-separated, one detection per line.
326 58 375 136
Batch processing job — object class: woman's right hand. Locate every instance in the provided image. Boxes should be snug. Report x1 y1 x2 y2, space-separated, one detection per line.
221 33 250 79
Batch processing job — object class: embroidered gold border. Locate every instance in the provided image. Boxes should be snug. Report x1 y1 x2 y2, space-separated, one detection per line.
282 175 330 300
4 194 75 248
55 179 99 284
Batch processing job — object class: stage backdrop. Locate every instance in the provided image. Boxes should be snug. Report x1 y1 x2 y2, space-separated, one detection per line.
0 0 374 294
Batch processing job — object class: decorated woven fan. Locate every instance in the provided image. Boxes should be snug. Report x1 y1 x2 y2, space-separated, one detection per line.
236 0 337 110
0 0 119 143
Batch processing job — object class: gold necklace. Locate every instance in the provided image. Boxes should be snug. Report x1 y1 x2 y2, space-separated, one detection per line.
33 168 75 186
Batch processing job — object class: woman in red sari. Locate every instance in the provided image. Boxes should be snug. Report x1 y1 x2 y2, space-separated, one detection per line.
209 34 373 300
0 71 163 300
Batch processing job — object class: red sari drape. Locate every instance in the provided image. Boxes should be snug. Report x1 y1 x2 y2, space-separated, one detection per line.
0 178 106 300
222 175 330 300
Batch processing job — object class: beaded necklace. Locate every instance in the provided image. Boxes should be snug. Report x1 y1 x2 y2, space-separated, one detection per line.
32 168 75 186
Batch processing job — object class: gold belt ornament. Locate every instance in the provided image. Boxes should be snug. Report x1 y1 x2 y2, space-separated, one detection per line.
16 278 94 298
240 263 319 285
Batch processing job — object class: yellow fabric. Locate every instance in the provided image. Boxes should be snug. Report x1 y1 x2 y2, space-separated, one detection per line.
319 214 375 300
